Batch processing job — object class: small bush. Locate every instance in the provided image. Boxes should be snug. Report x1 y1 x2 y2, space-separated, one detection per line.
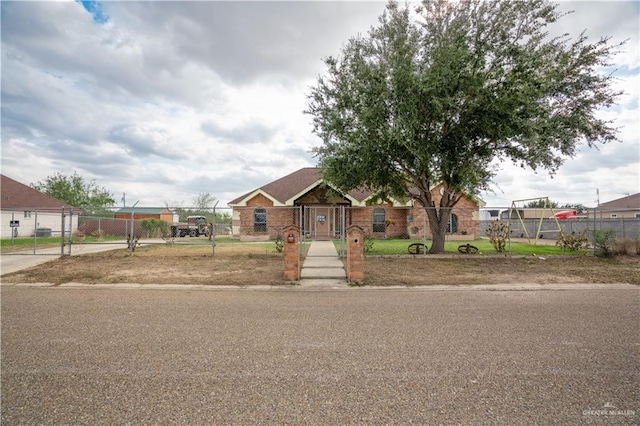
141 218 170 238
274 235 284 253
592 229 616 258
485 220 509 252
612 238 639 256
91 229 105 239
364 235 375 253
556 230 589 252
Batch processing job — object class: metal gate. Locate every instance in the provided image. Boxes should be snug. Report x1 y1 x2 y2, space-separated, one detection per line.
301 205 346 256
301 205 345 239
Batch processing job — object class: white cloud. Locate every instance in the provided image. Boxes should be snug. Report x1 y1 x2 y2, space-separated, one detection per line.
1 0 637 209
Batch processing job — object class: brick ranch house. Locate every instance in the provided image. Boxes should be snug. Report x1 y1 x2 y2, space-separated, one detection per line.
228 168 482 240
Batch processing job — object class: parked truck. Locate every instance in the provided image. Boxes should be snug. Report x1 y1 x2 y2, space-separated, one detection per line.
170 215 210 237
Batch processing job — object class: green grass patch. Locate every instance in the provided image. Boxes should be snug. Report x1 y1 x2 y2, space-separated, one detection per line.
334 238 588 256
1 237 62 246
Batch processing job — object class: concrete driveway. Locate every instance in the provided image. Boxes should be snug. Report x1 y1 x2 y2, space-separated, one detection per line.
1 241 132 275
2 287 638 424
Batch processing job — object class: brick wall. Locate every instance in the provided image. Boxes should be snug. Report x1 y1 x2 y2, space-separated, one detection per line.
349 205 409 238
409 186 480 238
246 194 274 207
230 187 480 239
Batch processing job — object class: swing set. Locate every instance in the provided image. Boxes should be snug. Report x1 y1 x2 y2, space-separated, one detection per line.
507 197 563 244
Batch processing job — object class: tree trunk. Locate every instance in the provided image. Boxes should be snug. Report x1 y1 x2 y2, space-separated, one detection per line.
425 206 451 254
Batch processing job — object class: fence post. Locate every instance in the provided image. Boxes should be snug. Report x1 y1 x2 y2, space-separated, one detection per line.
592 207 597 255
299 206 303 243
67 209 73 255
340 205 346 257
60 207 66 256
33 211 37 254
129 201 139 255
211 202 218 257
11 212 16 243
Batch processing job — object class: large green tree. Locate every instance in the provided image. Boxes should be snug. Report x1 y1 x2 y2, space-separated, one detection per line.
31 172 115 212
306 0 622 253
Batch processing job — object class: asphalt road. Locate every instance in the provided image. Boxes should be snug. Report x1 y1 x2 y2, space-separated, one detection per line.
2 287 638 424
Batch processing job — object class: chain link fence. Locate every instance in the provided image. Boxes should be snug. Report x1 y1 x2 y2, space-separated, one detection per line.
480 207 640 241
1 207 78 255
3 205 638 256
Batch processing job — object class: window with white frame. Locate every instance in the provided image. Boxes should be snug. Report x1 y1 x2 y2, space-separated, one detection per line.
253 208 267 233
447 213 458 233
373 208 386 233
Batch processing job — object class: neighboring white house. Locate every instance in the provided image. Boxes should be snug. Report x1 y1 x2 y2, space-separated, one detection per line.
0 174 80 239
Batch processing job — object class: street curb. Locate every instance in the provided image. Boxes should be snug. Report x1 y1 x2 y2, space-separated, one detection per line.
1 282 637 291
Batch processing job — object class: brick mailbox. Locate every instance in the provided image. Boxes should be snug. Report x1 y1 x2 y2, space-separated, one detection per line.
283 224 300 281
346 225 365 283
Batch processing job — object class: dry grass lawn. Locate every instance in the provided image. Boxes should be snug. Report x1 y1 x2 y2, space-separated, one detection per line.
1 244 638 286
364 256 640 286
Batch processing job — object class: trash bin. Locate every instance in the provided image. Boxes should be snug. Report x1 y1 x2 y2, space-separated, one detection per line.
35 228 52 237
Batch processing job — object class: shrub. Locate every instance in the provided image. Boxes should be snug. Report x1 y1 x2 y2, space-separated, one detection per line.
274 235 284 253
592 229 616 258
140 219 170 238
364 235 375 253
485 220 509 252
91 229 105 239
612 238 640 256
556 230 589 252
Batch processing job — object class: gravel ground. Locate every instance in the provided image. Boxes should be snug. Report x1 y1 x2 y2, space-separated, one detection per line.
2 287 639 425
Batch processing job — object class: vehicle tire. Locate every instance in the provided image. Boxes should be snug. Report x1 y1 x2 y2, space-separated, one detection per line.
190 229 197 237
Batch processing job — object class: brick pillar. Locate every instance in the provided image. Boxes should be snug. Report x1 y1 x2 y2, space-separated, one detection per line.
283 225 300 281
346 225 365 283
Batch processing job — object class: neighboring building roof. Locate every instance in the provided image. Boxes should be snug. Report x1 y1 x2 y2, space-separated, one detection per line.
597 193 640 210
228 168 376 207
0 174 79 211
115 207 171 215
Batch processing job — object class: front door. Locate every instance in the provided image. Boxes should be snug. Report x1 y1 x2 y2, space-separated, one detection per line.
314 207 330 237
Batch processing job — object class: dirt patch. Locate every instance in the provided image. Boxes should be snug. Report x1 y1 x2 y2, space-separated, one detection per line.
1 245 285 286
364 256 640 286
1 245 638 286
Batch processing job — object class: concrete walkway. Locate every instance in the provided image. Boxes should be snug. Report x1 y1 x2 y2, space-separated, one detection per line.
299 240 348 288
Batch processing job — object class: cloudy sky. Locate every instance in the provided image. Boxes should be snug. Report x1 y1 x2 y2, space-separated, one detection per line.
1 1 638 210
